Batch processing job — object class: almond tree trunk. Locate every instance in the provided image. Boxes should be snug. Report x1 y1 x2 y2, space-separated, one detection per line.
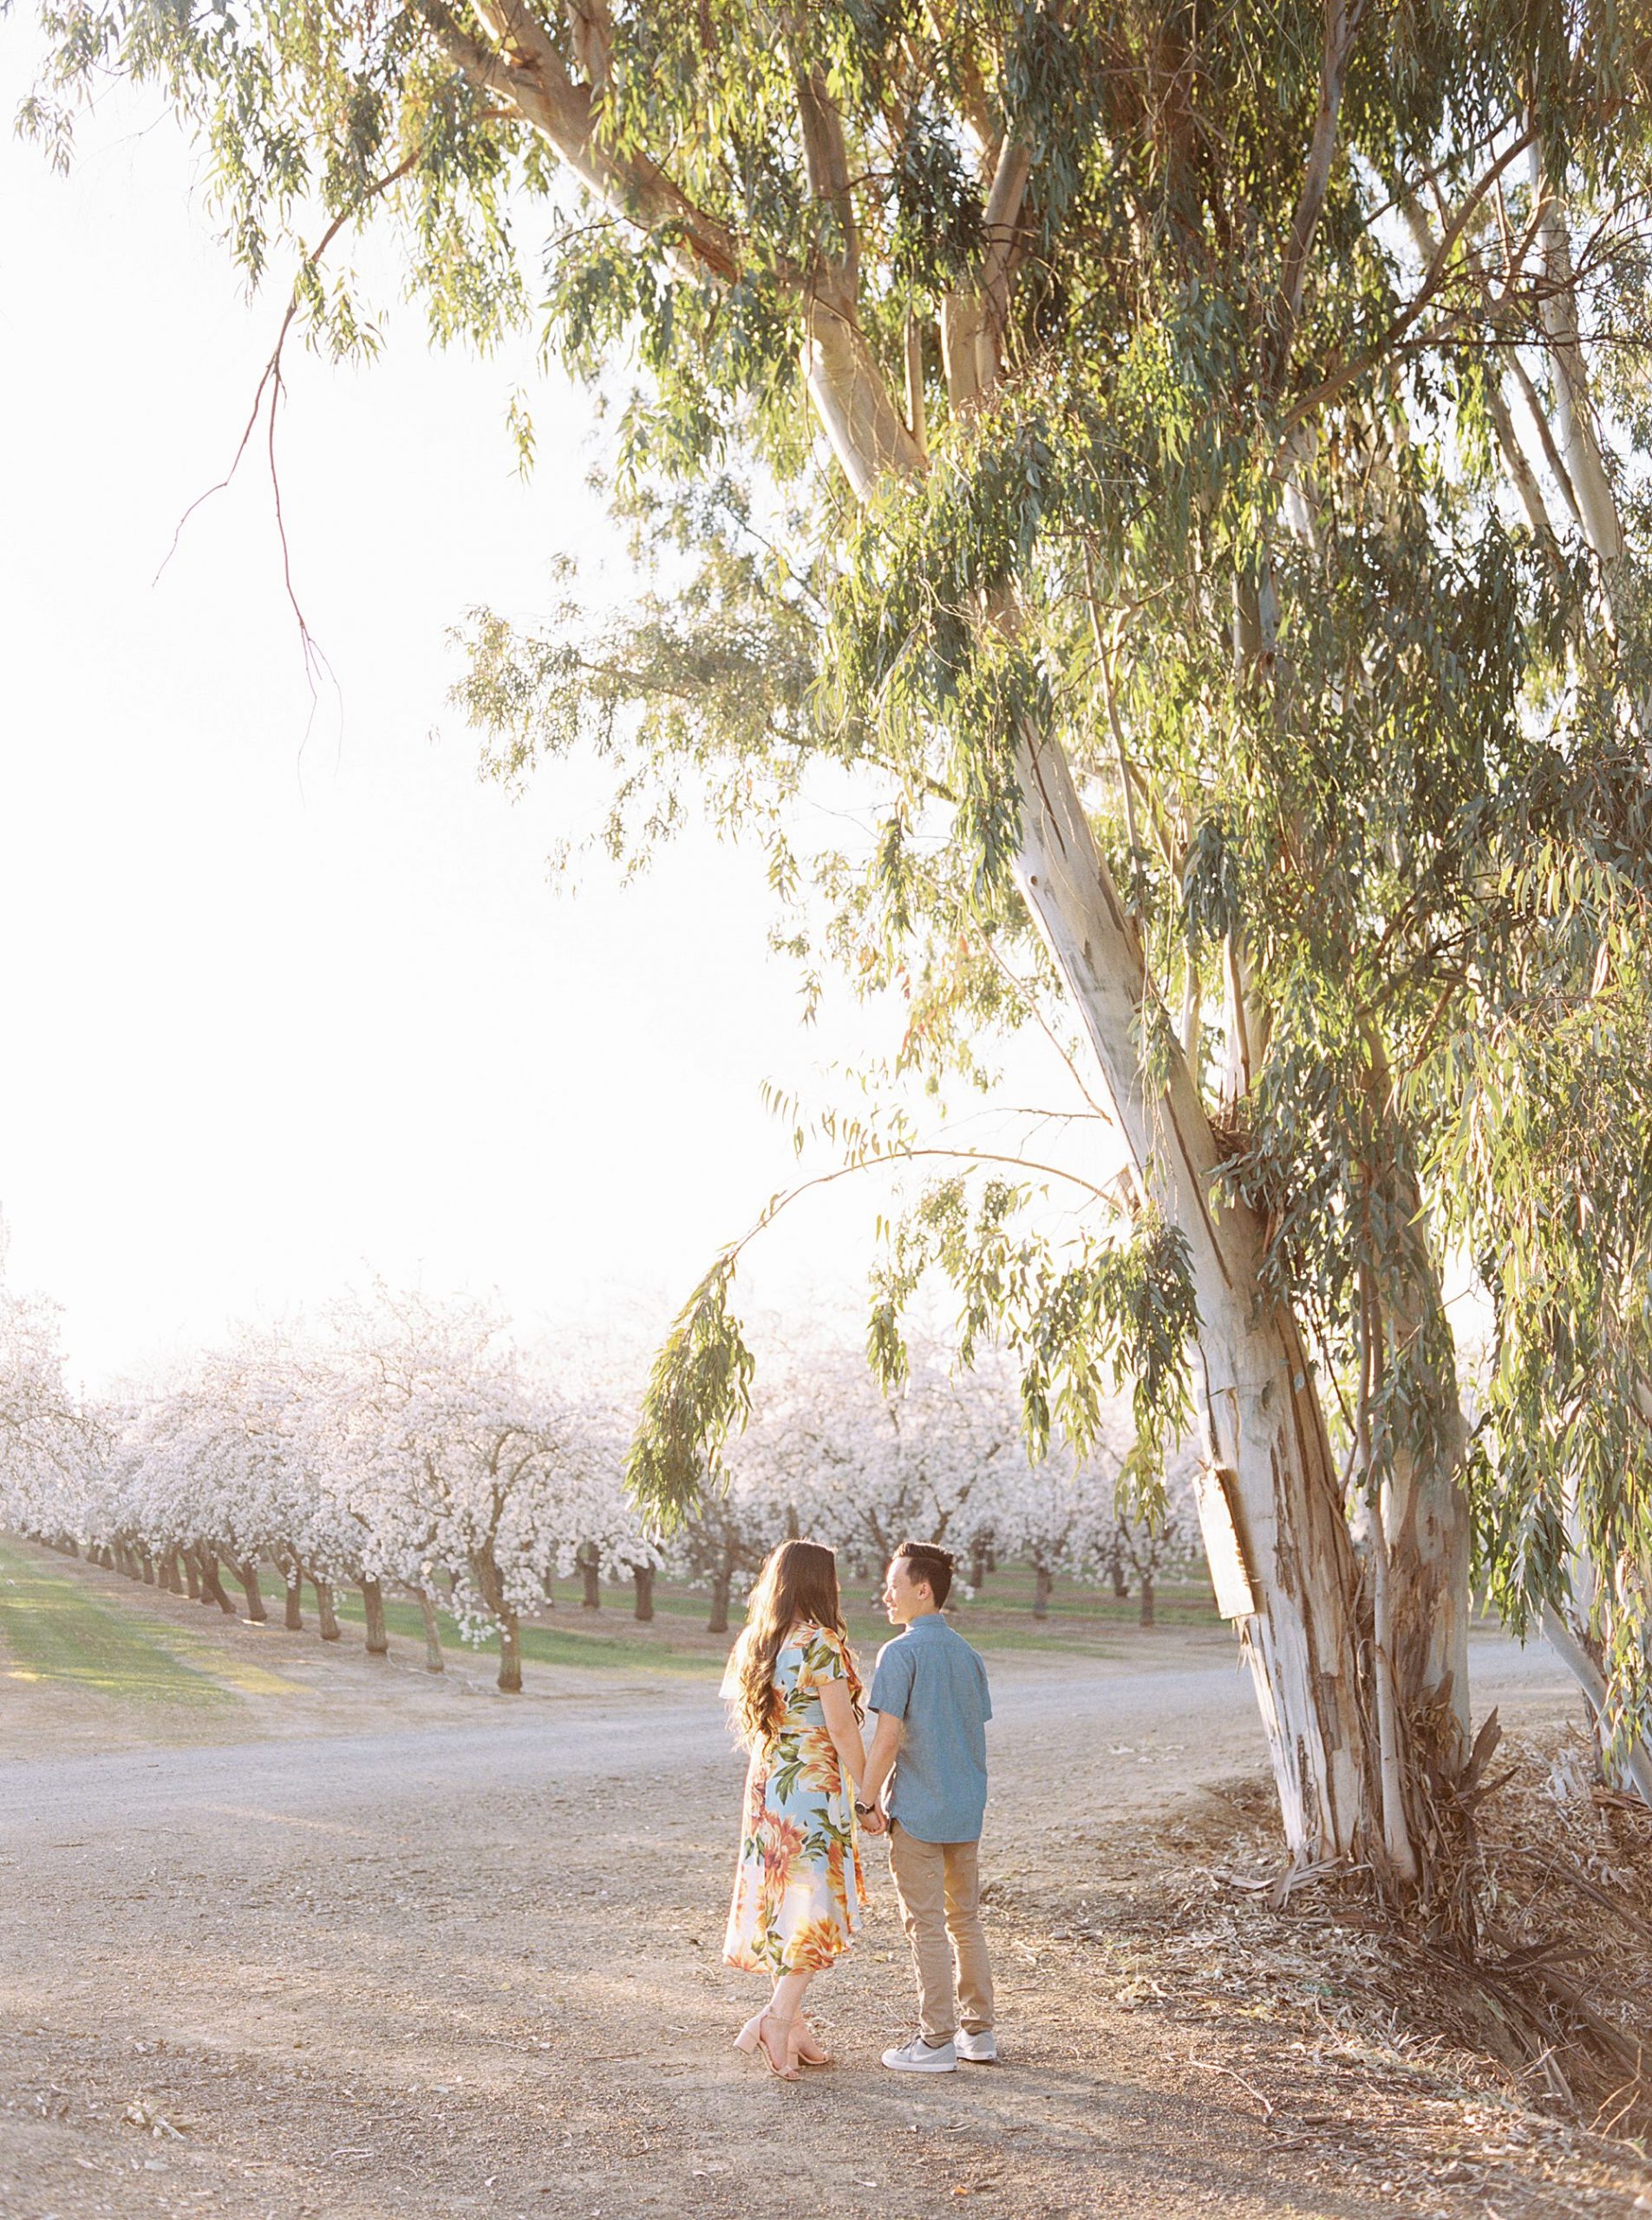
708 1557 734 1635
632 1565 655 1623
578 1546 601 1610
183 1549 201 1601
284 1573 304 1631
237 1563 267 1622
1032 1561 1053 1620
360 1577 389 1658
315 1582 341 1642
468 1547 521 1694
418 1590 445 1673
199 1550 237 1616
1139 1572 1155 1629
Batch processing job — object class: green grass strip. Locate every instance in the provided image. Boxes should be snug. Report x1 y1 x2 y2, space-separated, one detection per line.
0 1540 235 1708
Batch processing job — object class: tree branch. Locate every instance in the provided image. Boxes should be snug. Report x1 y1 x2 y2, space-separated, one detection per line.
1267 0 1368 389
418 0 744 282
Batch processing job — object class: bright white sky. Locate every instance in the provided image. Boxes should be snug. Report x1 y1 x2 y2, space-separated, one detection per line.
1 31 1045 1391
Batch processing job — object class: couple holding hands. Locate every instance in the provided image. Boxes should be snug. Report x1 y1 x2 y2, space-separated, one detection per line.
722 1537 996 2080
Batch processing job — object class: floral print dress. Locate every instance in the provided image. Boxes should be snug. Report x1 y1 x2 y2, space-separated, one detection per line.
722 1623 868 1975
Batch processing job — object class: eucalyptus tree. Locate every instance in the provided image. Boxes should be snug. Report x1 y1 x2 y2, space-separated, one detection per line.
26 2 1652 1867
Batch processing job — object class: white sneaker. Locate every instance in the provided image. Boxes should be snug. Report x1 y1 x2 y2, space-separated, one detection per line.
955 2028 997 2063
881 2033 957 2073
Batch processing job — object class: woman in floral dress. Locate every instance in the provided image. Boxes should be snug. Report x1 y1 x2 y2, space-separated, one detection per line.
722 1538 882 2078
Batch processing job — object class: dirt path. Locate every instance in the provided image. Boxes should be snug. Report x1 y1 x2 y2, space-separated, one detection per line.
2 1565 1643 2220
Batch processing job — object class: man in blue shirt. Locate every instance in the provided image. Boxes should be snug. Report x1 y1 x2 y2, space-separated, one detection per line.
859 1540 996 2072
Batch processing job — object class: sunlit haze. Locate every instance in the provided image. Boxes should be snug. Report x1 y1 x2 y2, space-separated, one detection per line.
0 33 1017 1388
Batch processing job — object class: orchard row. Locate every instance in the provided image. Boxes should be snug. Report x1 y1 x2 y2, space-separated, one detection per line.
1 1279 1199 1689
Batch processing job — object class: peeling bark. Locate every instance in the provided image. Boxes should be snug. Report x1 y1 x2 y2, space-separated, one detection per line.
1013 728 1369 1860
1541 1607 1652 1807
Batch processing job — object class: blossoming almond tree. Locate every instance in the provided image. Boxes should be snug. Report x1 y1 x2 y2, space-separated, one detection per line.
0 1244 96 1555
320 1287 605 1689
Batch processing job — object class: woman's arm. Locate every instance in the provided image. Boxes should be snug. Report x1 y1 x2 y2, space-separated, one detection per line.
818 1676 870 1795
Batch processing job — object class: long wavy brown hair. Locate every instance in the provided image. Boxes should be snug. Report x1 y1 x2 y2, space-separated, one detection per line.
727 1538 862 1748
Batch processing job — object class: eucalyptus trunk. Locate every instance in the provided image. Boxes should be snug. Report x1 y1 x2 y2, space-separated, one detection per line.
1541 1607 1652 1808
1012 730 1372 1863
778 242 1403 1865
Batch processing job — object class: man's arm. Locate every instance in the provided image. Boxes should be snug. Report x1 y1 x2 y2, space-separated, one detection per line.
860 1711 904 1811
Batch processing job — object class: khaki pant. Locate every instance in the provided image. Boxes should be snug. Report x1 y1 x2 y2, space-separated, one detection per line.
887 1822 995 2044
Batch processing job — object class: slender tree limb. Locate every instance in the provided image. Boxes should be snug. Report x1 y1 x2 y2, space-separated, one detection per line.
1274 125 1538 450
719 1139 1125 1283
1267 0 1368 388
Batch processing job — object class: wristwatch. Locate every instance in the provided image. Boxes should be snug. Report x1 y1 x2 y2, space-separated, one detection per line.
854 1799 875 1817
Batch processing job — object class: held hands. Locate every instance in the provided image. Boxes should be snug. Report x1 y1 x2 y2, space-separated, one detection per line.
854 1798 889 1837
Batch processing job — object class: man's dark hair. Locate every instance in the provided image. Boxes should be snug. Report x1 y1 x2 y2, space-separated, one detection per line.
895 1540 955 1610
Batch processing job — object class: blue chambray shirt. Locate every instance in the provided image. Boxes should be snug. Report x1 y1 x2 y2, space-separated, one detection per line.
868 1612 993 1844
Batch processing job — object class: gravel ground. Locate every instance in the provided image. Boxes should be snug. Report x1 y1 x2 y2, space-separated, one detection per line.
2 1545 1645 2220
